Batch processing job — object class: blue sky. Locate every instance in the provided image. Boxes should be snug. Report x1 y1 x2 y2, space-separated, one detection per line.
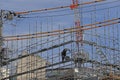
0 0 70 11
1 0 120 46
0 0 114 11
0 0 73 35
1 0 120 42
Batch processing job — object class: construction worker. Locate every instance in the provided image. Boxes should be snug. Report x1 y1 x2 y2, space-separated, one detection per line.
0 48 8 66
0 48 5 66
61 48 69 62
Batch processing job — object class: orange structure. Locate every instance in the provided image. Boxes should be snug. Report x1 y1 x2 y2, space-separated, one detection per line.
70 0 83 51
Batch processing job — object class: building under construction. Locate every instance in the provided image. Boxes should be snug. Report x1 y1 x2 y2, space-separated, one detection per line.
0 0 120 80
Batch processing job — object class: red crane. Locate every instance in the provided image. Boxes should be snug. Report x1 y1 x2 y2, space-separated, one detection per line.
70 0 83 51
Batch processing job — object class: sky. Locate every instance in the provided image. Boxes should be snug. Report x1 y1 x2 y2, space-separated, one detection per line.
0 0 119 40
0 0 73 35
0 0 113 11
0 0 70 11
0 0 120 45
0 0 120 50
0 0 75 52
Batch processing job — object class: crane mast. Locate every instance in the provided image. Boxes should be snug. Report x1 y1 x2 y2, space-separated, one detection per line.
70 0 83 51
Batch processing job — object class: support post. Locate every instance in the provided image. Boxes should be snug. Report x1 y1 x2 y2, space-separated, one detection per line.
0 10 3 79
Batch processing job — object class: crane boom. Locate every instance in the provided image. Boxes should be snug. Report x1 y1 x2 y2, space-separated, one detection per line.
14 0 105 15
3 18 120 41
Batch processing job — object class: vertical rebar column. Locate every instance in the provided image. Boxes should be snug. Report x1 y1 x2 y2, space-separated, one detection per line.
0 10 3 57
0 10 3 80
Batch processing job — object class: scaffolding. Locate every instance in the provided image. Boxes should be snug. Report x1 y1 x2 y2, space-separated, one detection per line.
0 0 120 80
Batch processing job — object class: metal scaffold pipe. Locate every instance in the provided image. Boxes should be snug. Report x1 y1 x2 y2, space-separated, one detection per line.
0 10 3 53
3 18 120 41
0 9 3 80
14 0 105 15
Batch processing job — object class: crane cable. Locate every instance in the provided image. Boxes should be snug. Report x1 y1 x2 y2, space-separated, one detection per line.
18 0 120 18
4 17 119 38
4 18 120 41
20 4 120 19
14 0 105 15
